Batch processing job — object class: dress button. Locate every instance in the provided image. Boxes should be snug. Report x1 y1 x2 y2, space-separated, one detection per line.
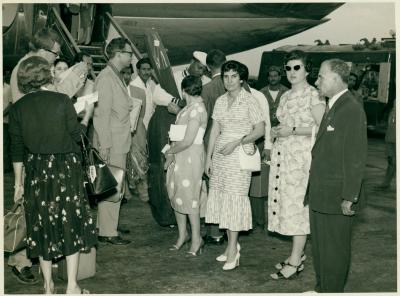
274 199 277 202
276 175 279 179
277 164 280 167
277 152 281 155
273 211 276 215
275 187 278 190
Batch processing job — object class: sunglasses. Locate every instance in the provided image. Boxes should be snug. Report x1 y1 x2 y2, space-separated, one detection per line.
285 65 302 71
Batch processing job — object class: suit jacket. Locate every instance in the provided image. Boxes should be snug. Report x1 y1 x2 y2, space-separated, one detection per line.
93 65 133 154
260 84 288 127
307 91 367 214
201 74 226 148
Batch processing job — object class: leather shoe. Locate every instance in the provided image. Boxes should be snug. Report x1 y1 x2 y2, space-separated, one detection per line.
98 236 131 245
117 227 130 234
11 266 38 284
202 235 225 245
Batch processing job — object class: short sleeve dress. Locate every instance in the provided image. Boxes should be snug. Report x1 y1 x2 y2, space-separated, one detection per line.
268 84 325 235
166 98 208 214
205 88 264 231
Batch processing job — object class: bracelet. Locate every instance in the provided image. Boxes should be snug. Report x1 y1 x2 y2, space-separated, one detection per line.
292 127 297 135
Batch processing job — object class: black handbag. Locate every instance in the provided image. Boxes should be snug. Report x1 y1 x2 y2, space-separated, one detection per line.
81 135 118 196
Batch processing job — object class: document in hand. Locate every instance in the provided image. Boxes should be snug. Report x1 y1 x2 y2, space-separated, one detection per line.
74 91 99 113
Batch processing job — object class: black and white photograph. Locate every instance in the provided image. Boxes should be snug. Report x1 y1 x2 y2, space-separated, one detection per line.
2 1 397 294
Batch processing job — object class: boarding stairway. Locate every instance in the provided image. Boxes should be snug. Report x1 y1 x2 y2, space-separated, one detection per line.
46 8 143 76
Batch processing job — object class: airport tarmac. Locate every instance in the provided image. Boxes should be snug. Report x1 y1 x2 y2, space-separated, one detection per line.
3 136 396 294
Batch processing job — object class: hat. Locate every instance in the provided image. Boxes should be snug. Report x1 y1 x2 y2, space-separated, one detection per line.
193 51 207 67
267 65 282 75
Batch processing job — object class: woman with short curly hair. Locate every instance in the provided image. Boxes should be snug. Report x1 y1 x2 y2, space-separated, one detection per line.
9 56 96 294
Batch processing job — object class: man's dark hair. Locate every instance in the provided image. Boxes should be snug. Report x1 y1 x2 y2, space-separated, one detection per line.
206 49 226 70
105 37 130 59
29 28 61 52
136 57 152 70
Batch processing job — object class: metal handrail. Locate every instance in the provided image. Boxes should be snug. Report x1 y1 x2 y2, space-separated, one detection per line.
105 12 142 60
47 7 81 59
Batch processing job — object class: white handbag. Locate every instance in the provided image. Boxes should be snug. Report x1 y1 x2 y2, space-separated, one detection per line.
238 143 261 172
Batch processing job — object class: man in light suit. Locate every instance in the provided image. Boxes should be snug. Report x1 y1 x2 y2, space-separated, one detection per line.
307 59 368 292
93 37 135 245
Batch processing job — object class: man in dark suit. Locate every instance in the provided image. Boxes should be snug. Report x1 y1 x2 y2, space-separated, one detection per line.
307 59 368 292
201 49 227 245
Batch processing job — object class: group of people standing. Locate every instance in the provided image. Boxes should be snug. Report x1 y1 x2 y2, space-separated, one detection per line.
6 26 367 294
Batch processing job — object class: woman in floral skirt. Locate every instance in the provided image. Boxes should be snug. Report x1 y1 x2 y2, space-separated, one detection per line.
9 56 97 294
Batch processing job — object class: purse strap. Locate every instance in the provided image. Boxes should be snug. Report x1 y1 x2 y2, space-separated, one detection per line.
80 134 108 165
240 142 258 156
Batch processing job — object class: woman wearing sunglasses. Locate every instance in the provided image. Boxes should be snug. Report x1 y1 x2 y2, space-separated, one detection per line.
268 50 325 279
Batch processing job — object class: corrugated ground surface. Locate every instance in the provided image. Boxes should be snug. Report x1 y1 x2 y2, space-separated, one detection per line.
3 136 396 294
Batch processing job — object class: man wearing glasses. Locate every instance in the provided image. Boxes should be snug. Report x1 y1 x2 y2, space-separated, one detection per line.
10 28 88 103
93 37 136 245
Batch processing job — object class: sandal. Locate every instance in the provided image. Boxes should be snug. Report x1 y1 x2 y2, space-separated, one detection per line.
270 263 304 280
81 288 90 294
275 253 307 270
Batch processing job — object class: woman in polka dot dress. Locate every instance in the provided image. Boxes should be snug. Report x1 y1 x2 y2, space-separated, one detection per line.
165 76 208 255
205 60 265 270
268 50 325 280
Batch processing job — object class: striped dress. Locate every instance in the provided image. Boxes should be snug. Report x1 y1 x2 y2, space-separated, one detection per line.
205 88 264 231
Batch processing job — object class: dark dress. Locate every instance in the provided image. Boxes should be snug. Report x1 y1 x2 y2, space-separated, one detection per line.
9 90 97 261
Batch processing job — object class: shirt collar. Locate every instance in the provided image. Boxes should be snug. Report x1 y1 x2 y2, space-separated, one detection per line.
329 88 348 109
108 61 126 87
212 72 221 78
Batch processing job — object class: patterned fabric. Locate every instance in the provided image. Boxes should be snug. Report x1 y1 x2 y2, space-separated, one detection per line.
166 98 207 214
127 91 149 188
205 88 264 231
268 84 324 235
24 153 97 261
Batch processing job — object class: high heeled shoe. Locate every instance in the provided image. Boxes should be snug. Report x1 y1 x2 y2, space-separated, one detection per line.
216 242 241 262
222 251 240 271
187 240 205 256
270 262 304 280
275 253 307 270
169 236 191 251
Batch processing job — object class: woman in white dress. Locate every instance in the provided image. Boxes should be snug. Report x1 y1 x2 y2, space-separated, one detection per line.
205 60 264 271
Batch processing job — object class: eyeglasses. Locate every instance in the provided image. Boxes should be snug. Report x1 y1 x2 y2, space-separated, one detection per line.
45 49 60 57
285 65 302 71
120 51 133 57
